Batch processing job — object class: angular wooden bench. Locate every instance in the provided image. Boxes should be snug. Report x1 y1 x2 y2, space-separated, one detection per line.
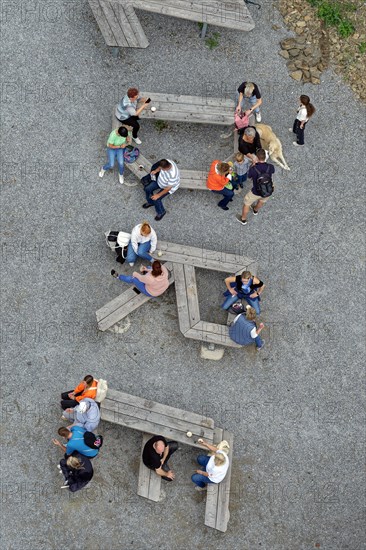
101 388 216 505
96 261 174 331
88 0 148 48
204 427 234 533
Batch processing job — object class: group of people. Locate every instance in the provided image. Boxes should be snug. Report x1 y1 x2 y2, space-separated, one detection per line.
52 375 104 492
99 84 315 225
142 435 230 491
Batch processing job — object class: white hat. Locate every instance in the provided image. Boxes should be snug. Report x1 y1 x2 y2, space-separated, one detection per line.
76 401 89 414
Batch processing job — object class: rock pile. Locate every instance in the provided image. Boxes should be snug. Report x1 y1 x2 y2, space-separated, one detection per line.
279 36 327 84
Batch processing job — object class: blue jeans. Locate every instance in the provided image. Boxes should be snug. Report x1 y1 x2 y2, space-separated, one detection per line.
126 241 153 263
118 274 152 296
191 455 215 488
211 187 234 208
232 173 247 189
144 180 168 216
103 147 124 175
293 119 306 145
221 293 261 314
236 92 260 113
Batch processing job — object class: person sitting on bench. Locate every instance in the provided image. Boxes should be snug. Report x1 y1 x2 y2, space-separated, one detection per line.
191 439 230 492
111 260 169 297
142 435 178 481
115 87 149 145
142 159 180 221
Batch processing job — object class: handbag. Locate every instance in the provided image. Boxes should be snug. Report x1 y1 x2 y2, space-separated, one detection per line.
123 145 140 164
234 110 250 130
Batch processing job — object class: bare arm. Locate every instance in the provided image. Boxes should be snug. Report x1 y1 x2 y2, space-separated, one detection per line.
151 187 171 200
198 439 218 453
224 276 237 294
155 466 175 479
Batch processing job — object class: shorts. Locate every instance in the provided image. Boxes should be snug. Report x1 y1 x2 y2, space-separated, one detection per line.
243 190 270 206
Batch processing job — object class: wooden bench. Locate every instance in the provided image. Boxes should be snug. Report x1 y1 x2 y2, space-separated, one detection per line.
96 261 174 331
133 0 255 31
140 92 235 126
204 427 234 533
88 0 148 48
101 388 216 503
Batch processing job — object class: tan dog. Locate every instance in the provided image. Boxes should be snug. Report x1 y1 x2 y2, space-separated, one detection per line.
255 123 290 171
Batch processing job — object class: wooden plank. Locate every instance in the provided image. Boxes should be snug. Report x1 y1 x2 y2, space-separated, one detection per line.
172 263 191 334
205 428 233 532
140 92 235 109
137 433 162 501
185 322 241 348
104 388 214 427
96 262 174 331
140 110 233 125
133 0 255 30
101 398 214 437
100 0 130 46
88 0 118 46
141 101 233 116
101 407 214 447
179 170 208 190
204 427 223 529
184 265 200 326
114 2 149 48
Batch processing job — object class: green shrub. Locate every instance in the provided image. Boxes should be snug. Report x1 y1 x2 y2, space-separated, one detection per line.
205 32 220 50
359 42 366 54
306 0 356 38
337 19 355 38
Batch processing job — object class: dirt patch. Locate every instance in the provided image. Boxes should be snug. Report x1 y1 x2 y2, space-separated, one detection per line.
277 0 366 102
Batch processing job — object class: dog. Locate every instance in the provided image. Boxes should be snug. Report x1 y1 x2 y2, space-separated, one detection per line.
255 123 290 171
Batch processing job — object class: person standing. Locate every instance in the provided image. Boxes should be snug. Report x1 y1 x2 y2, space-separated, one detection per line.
111 260 169 297
236 81 263 122
238 126 262 165
115 87 149 145
126 221 157 267
142 159 180 221
233 152 250 188
99 126 128 184
142 435 178 481
237 148 274 225
222 270 265 314
206 160 234 211
58 452 93 492
291 94 316 146
229 306 265 350
191 439 230 491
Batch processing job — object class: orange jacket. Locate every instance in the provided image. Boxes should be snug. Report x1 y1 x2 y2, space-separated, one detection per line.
73 379 98 402
206 160 230 191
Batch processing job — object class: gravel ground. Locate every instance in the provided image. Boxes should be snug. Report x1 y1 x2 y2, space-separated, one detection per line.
0 2 365 550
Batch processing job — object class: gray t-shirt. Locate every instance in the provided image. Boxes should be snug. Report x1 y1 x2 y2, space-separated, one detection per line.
115 95 138 121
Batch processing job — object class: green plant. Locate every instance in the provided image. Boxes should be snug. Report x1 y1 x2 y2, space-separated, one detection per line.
337 19 355 38
359 42 366 54
154 120 168 132
197 22 204 30
205 32 220 50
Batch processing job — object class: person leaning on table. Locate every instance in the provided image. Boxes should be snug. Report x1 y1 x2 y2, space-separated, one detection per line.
191 439 230 492
142 435 178 481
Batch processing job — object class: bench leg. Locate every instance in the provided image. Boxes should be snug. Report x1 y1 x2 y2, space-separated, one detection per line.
110 47 119 58
200 23 208 39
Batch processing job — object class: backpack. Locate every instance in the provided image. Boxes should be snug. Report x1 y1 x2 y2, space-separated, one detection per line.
123 145 140 164
84 431 104 449
254 165 274 198
234 110 250 130
95 379 108 403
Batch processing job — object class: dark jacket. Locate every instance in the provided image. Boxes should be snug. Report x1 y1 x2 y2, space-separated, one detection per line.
238 126 261 156
60 451 93 492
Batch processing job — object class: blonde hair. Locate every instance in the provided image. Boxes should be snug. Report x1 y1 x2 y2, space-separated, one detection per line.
214 451 227 466
217 440 230 454
140 221 151 236
244 82 255 96
67 456 84 470
217 162 230 176
235 152 244 163
246 306 257 322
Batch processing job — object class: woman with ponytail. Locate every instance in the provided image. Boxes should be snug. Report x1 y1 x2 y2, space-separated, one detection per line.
291 94 316 146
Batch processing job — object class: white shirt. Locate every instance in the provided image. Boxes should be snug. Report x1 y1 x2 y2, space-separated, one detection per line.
206 451 230 483
296 105 308 122
130 224 157 253
158 159 180 194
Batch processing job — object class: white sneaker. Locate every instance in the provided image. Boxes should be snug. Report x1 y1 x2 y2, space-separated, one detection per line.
288 128 293 132
61 415 67 421
119 174 124 184
57 465 62 471
255 111 262 122
99 168 105 178
61 484 69 489
129 262 134 267
133 137 142 145
293 142 303 147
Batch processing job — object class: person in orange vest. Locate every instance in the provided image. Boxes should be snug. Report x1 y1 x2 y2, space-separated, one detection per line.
206 160 234 211
60 375 98 410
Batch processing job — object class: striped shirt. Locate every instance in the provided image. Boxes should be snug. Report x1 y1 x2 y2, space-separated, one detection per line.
234 159 249 176
157 160 180 194
115 94 139 121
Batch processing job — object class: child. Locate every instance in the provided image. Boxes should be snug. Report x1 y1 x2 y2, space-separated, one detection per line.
291 95 316 147
233 152 249 188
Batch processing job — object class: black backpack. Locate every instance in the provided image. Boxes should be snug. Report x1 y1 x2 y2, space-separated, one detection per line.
254 165 274 198
84 432 104 449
